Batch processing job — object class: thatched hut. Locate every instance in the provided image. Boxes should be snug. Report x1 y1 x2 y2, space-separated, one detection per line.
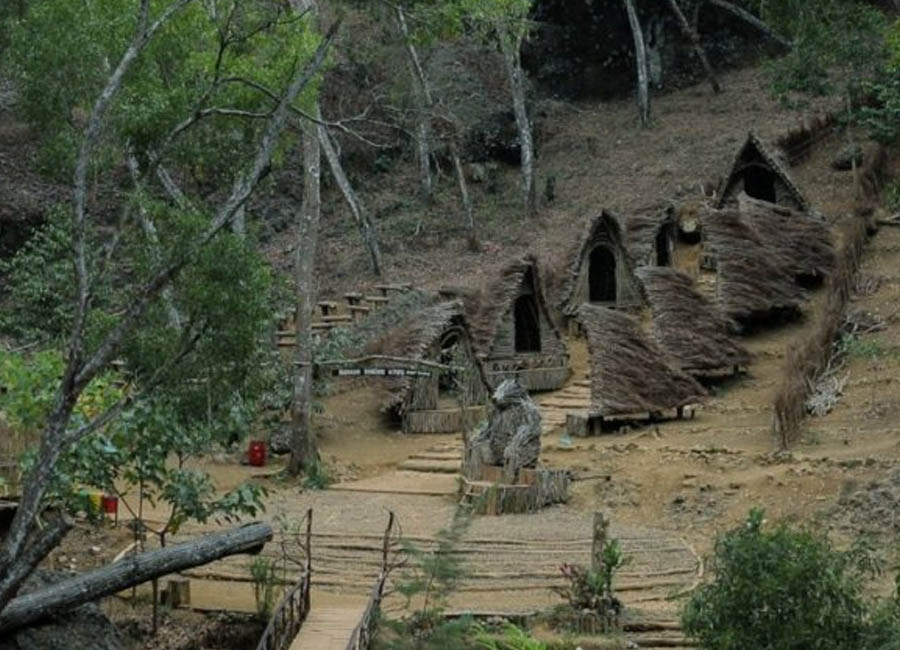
577 304 707 421
737 195 834 283
636 267 750 376
366 301 491 433
458 255 570 391
715 132 809 211
557 211 642 317
624 204 678 268
703 210 806 324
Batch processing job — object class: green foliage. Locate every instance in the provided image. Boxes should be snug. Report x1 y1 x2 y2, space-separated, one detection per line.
473 623 547 650
301 458 334 490
551 540 626 632
381 506 475 649
0 348 123 436
859 20 900 145
250 556 281 621
4 0 321 182
682 508 896 650
750 0 887 99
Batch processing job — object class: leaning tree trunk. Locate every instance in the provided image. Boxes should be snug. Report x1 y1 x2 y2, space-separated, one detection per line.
318 123 383 276
0 523 273 633
396 5 479 247
665 0 720 93
289 122 321 476
624 0 651 127
496 22 536 218
702 0 792 49
395 7 433 204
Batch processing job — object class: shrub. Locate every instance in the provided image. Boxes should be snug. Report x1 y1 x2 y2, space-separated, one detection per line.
682 508 892 650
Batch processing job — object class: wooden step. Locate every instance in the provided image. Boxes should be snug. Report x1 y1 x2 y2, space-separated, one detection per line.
398 459 460 474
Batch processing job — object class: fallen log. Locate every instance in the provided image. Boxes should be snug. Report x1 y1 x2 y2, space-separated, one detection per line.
0 521 272 633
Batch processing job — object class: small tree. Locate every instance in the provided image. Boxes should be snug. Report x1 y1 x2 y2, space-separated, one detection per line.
682 508 887 650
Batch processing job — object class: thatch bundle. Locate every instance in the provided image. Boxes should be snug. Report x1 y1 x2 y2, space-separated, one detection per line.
703 210 806 322
624 204 676 267
349 289 439 345
637 267 750 374
738 195 834 280
577 304 707 416
465 379 542 478
366 300 484 413
715 131 809 211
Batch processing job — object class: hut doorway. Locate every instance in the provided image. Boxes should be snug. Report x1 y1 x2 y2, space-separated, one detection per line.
742 164 777 203
655 224 673 266
514 294 541 353
589 246 617 302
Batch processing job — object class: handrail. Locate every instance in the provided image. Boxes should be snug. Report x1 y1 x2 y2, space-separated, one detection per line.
344 511 395 650
254 509 313 650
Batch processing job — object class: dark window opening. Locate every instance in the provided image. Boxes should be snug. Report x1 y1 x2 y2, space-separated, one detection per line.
655 226 672 266
589 246 617 302
514 295 541 353
742 165 777 203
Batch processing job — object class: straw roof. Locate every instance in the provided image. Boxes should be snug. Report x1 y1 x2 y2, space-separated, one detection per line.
556 210 639 314
624 204 676 267
347 288 439 345
738 194 834 279
366 300 484 412
460 254 565 358
577 304 707 416
703 209 806 322
715 131 809 211
637 267 750 374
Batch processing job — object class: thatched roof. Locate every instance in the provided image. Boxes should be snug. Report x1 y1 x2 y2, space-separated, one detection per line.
347 289 439 346
556 210 638 314
636 267 751 374
703 210 806 321
459 254 564 358
738 194 834 279
577 304 707 416
715 131 809 211
624 204 676 267
366 300 483 412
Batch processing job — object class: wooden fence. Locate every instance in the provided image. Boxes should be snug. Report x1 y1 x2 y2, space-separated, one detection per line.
254 509 313 650
344 512 395 650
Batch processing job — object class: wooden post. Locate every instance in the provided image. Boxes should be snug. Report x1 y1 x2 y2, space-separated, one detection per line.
591 512 609 573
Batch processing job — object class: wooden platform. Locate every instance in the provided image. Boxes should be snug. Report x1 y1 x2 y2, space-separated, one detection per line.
289 605 365 650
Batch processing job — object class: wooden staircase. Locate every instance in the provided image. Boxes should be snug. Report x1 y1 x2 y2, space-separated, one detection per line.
535 378 591 434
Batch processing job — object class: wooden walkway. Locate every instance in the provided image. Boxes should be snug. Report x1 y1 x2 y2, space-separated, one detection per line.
289 600 367 649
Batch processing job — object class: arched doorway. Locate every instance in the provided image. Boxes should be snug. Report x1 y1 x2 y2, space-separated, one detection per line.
514 294 541 352
655 224 672 266
741 164 777 203
589 246 617 302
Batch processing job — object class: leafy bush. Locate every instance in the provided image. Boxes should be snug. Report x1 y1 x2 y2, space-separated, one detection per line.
551 539 626 632
473 623 547 650
682 508 898 650
301 458 334 490
250 556 281 621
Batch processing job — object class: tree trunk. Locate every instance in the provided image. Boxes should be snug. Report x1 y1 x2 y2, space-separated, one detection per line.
0 522 273 634
624 0 651 127
396 6 478 244
665 0 720 93
496 23 536 218
702 0 792 49
289 122 321 476
0 12 339 615
318 124 383 276
396 6 433 204
450 138 478 251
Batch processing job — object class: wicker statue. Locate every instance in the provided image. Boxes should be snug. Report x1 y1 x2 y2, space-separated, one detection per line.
465 378 542 480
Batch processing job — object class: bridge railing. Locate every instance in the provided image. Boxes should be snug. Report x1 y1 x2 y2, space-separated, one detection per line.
345 511 396 650
255 509 313 650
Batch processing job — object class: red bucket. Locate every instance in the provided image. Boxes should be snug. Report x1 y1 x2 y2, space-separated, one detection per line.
248 440 267 467
101 495 118 515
